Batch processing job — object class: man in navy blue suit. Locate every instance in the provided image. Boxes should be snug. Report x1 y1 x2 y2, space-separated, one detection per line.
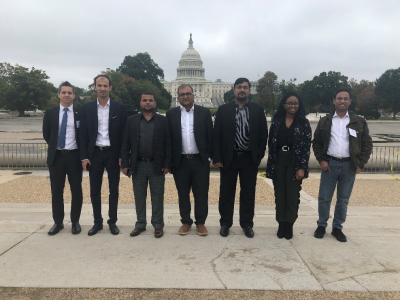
80 75 127 236
43 81 83 235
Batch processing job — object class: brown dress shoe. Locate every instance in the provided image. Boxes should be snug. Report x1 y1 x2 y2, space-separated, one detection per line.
154 228 164 238
196 224 208 236
130 227 146 237
178 224 191 235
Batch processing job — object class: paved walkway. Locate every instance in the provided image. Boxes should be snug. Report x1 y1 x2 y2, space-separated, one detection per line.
0 172 399 292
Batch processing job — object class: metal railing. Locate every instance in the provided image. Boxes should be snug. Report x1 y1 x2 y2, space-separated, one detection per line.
1 143 48 169
0 143 399 174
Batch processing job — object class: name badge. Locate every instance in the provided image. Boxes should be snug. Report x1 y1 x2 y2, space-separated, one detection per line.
349 128 357 137
76 121 80 128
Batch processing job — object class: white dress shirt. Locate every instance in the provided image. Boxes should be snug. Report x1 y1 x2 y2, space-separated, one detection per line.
327 112 350 158
95 99 111 147
180 105 199 154
57 104 77 150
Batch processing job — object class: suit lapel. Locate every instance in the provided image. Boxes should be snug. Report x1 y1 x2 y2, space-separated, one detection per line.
193 105 199 137
175 107 182 146
108 98 115 127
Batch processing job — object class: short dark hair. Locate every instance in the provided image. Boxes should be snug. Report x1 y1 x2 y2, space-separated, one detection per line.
333 88 351 99
177 84 193 94
140 91 155 101
234 78 251 89
58 81 75 94
94 74 112 86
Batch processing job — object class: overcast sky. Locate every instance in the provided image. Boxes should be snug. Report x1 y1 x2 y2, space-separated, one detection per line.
1 0 399 89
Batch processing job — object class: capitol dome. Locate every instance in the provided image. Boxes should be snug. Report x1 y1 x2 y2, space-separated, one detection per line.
176 33 205 81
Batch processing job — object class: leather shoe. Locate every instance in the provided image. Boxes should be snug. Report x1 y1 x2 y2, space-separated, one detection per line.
71 223 81 235
331 228 347 242
154 228 164 238
109 224 120 235
48 223 64 235
178 224 191 235
130 227 146 237
220 226 229 237
196 224 208 236
243 227 254 238
277 222 285 239
88 223 103 236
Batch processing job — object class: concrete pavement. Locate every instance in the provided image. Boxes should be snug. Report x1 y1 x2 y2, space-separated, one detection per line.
0 173 399 292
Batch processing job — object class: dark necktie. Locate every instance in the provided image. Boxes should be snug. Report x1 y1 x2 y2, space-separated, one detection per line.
58 108 68 149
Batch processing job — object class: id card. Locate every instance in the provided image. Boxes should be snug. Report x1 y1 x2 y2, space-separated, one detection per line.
349 128 357 137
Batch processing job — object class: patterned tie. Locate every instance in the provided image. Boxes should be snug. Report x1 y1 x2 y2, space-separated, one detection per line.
58 108 68 149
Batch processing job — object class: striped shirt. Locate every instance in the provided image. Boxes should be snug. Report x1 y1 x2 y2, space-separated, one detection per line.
235 101 250 151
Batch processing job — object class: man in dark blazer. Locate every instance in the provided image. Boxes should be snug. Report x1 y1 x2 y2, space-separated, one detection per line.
121 92 172 238
213 77 268 238
80 75 127 236
42 81 83 235
166 84 213 236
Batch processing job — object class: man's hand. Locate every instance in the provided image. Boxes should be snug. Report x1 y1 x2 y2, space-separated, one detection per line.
162 168 170 175
295 169 305 180
119 158 122 167
82 159 91 171
320 160 330 172
356 167 362 174
122 168 129 176
213 162 223 168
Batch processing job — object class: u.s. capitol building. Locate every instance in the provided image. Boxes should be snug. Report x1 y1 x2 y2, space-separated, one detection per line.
162 34 257 108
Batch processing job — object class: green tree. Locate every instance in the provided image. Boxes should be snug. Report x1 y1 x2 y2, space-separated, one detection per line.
0 62 52 116
278 78 298 95
299 71 351 112
256 71 278 112
117 52 164 87
375 67 400 119
117 53 172 108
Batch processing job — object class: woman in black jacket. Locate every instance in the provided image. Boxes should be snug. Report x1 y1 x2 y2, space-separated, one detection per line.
266 92 311 240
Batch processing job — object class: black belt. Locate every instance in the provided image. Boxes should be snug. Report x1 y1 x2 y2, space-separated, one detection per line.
327 155 351 162
137 158 154 162
182 154 200 159
57 149 77 154
234 151 249 156
95 146 111 151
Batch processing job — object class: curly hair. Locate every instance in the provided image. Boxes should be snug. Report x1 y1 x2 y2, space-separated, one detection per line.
273 92 307 125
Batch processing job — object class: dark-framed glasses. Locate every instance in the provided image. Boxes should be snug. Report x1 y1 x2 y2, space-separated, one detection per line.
178 92 194 97
285 102 299 107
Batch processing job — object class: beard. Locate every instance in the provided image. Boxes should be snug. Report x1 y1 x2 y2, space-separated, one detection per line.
141 107 155 113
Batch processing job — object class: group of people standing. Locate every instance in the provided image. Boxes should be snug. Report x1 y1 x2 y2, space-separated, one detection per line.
43 75 372 243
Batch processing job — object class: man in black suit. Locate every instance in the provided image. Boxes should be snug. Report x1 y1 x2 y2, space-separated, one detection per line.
213 78 268 238
43 81 83 235
80 75 127 236
166 85 213 236
121 92 172 238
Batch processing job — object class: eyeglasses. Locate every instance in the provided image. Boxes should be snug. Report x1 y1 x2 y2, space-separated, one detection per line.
235 85 249 90
178 92 194 97
285 102 299 107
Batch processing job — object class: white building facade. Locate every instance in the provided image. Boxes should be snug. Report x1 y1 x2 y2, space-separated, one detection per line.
162 34 232 108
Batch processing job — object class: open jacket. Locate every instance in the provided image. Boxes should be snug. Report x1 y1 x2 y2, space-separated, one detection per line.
266 117 312 180
121 113 172 176
312 111 373 172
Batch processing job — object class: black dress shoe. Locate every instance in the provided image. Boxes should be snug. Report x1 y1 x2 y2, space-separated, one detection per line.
331 228 347 242
220 226 229 237
243 227 254 238
109 224 120 235
277 222 285 239
285 222 294 240
48 223 64 235
88 224 103 236
71 223 81 234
